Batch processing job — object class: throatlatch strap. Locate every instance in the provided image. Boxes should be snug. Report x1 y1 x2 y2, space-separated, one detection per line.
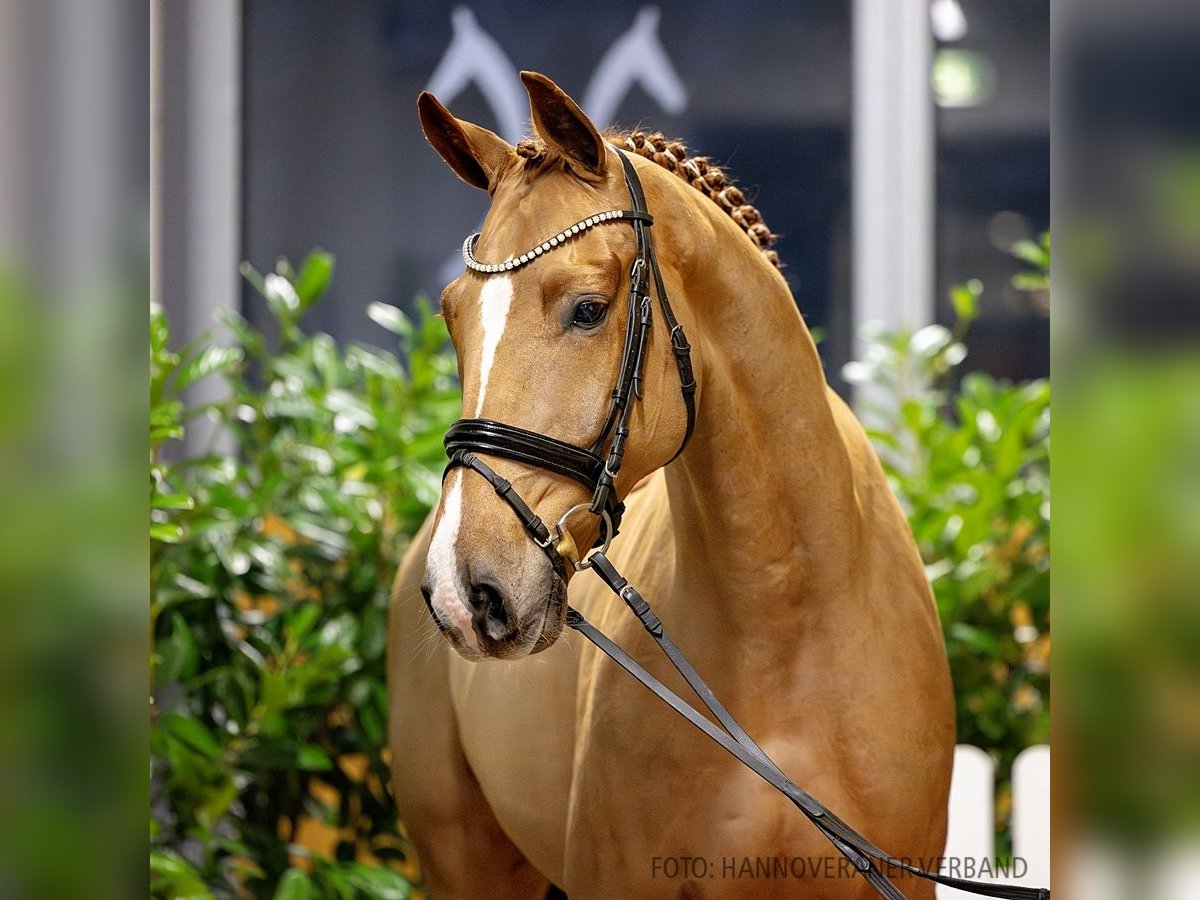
613 149 696 461
569 551 1050 900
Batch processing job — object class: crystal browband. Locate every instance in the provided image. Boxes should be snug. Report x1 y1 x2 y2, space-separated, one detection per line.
462 209 652 274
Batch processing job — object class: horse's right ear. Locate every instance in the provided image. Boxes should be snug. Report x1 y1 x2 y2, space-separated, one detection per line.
417 92 513 192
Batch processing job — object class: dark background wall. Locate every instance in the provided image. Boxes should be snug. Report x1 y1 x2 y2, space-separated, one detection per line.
241 0 1047 386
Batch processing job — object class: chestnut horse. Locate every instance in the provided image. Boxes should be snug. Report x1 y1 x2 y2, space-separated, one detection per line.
389 72 954 899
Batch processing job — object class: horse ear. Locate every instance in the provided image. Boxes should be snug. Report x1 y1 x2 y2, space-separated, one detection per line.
417 92 513 192
521 71 608 178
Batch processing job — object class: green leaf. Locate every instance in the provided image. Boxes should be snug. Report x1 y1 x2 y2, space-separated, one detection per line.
949 279 982 325
1012 272 1049 293
172 573 213 599
150 424 185 445
153 493 195 512
949 623 1004 657
196 776 238 834
175 345 244 392
297 744 333 771
340 863 413 899
150 849 213 899
311 333 342 386
157 612 200 684
239 260 267 297
285 603 323 646
367 302 409 335
264 273 301 318
151 521 185 543
295 250 336 310
274 868 319 900
160 712 223 760
215 306 268 358
1010 238 1049 269
911 324 953 360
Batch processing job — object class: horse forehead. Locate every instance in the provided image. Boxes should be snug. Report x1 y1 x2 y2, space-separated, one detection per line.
486 169 617 243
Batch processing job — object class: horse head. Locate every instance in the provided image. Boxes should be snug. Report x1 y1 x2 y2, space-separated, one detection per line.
417 72 693 660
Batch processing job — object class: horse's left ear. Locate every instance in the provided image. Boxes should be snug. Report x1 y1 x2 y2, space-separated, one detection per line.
521 71 608 179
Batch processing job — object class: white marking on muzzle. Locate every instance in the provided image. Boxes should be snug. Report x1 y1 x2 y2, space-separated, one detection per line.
427 469 478 651
473 273 514 417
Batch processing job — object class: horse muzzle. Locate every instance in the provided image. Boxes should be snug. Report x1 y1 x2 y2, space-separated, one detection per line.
421 563 567 660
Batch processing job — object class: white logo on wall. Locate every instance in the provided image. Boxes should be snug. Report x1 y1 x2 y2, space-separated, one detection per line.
427 6 687 141
427 5 689 280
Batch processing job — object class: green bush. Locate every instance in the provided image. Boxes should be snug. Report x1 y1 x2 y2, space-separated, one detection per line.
844 254 1050 846
150 252 458 898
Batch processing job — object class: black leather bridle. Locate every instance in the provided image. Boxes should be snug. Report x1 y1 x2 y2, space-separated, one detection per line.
439 148 1048 900
445 149 695 578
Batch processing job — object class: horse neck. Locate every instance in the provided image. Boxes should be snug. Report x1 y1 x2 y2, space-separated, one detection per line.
661 221 863 634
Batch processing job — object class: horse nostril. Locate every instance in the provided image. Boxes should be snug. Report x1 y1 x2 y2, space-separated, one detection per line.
469 581 516 643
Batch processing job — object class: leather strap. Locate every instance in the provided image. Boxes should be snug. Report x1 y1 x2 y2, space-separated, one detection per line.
444 420 626 540
446 450 568 579
447 419 606 487
613 149 697 461
445 148 692 545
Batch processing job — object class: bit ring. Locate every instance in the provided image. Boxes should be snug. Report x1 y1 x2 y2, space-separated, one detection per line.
553 503 614 571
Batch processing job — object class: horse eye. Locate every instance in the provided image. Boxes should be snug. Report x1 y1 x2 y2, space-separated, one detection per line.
570 299 608 330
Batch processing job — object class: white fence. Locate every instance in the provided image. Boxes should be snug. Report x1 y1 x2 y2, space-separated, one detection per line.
939 744 1050 899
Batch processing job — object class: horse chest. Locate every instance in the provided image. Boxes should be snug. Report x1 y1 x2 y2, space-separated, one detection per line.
444 481 677 880
447 639 577 877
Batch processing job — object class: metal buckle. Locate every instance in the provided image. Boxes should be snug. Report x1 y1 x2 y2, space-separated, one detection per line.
669 323 690 351
553 502 614 572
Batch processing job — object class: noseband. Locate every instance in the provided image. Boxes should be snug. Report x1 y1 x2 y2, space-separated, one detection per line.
436 147 1047 900
444 148 695 577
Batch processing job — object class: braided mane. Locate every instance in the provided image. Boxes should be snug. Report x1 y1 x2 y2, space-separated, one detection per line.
514 131 782 270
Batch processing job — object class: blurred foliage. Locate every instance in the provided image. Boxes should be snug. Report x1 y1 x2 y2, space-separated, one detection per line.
1 268 142 900
844 238 1051 846
150 251 458 898
1059 356 1200 846
1010 232 1051 294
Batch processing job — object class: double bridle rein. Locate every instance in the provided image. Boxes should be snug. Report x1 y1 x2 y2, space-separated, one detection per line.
440 148 1048 900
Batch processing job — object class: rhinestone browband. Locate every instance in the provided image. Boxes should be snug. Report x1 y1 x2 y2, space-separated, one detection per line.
462 209 645 274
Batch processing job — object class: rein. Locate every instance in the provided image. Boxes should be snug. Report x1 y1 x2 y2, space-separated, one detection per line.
440 148 1049 900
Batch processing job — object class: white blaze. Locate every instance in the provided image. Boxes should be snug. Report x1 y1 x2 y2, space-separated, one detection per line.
427 469 477 650
427 273 513 651
473 273 514 417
